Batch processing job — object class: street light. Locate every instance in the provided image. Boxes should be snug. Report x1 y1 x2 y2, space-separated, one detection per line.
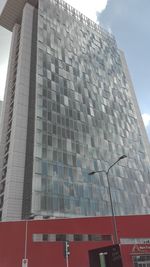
88 155 127 244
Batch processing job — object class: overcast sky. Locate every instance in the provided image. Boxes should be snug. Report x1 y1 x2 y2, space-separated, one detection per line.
0 0 150 140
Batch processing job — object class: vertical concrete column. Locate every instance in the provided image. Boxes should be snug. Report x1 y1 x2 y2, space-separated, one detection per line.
2 3 35 221
0 24 20 173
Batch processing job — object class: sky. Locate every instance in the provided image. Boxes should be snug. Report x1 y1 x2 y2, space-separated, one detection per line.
0 0 150 140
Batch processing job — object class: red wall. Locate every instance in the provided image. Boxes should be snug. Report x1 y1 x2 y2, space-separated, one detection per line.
27 217 113 267
0 221 25 267
0 215 150 267
117 215 150 267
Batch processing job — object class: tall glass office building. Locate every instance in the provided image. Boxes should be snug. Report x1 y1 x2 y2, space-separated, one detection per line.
0 0 150 221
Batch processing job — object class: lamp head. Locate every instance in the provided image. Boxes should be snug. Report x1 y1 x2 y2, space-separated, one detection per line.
88 171 96 175
119 155 127 160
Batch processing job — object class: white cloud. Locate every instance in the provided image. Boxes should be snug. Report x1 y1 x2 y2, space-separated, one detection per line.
142 113 150 128
0 0 7 13
106 25 112 34
64 0 108 22
0 62 8 100
0 26 11 100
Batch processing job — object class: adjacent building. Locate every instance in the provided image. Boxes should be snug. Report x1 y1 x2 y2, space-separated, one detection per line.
0 0 150 221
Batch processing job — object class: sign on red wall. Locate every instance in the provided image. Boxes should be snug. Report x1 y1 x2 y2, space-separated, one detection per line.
132 244 150 254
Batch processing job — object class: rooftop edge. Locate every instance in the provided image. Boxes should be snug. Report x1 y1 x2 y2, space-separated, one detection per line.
0 0 37 31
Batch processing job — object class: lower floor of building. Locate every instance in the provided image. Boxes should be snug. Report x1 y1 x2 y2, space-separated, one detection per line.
0 215 150 267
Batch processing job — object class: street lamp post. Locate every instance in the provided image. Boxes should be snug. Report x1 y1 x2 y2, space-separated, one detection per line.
88 155 127 244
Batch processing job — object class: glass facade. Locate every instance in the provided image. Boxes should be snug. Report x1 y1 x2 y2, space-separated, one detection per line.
31 0 150 217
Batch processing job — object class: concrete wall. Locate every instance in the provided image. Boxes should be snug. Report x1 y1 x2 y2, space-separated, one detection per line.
2 3 35 221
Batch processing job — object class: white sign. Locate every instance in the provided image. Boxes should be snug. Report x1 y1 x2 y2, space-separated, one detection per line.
22 259 28 267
